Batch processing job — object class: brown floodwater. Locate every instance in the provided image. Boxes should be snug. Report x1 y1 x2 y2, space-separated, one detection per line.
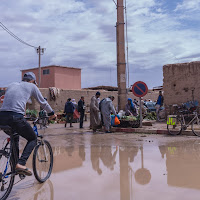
1 129 200 200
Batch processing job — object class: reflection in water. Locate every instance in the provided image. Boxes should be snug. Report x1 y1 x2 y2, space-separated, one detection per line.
10 179 54 200
135 146 151 185
159 140 200 190
8 134 200 200
33 180 54 200
119 145 152 200
79 137 86 162
52 141 152 200
65 136 75 157
100 146 118 170
120 147 130 200
91 145 102 175
53 146 82 173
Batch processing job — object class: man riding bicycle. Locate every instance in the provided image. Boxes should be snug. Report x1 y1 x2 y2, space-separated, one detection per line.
0 72 56 176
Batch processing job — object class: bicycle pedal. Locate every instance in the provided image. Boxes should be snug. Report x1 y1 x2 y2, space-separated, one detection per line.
182 125 187 130
19 174 26 180
1 180 7 191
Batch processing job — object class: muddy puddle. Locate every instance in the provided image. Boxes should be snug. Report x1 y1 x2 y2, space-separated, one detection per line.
2 133 200 200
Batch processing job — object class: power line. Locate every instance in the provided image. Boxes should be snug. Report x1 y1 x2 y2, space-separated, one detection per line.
125 0 130 88
0 22 37 48
112 0 117 7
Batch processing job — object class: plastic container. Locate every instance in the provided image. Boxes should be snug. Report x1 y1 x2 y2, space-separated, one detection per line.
167 115 177 125
111 114 120 127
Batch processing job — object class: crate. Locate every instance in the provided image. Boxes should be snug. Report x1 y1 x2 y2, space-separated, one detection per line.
119 120 140 128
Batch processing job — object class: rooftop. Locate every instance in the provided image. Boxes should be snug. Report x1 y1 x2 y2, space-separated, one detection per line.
21 65 81 71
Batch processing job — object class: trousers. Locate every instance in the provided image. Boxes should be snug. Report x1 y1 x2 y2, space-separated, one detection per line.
0 111 37 166
80 111 84 128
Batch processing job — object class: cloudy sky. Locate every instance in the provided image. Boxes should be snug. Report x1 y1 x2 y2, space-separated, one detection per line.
1 0 200 89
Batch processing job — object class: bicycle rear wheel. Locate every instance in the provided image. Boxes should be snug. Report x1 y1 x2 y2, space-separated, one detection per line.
33 140 53 183
167 118 182 135
0 150 15 200
192 119 200 136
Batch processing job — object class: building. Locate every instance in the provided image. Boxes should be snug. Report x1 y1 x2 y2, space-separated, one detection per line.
163 61 200 106
21 65 81 90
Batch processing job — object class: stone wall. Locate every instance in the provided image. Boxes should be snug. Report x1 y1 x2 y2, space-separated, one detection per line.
163 61 200 106
27 88 159 112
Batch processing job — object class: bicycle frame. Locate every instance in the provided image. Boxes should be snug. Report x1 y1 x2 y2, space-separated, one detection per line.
179 112 199 129
1 135 18 181
1 119 42 181
33 120 49 163
1 116 52 199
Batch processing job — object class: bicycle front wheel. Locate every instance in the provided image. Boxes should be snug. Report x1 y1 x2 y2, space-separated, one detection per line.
167 118 182 135
32 140 53 183
192 119 200 136
0 150 15 200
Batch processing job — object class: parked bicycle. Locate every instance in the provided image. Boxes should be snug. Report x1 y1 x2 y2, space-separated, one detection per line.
167 105 200 136
0 117 53 200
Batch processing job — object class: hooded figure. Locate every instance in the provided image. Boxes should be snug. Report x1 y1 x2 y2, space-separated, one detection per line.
125 98 137 116
101 96 117 133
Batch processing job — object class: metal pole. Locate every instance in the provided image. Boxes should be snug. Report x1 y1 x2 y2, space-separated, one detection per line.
117 0 127 111
38 46 41 87
140 97 142 128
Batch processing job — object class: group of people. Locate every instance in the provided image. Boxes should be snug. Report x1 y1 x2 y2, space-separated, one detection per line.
64 92 117 133
64 97 85 128
64 91 164 132
90 92 117 133
124 91 164 121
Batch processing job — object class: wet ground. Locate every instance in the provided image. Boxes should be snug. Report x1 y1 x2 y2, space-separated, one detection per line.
1 123 200 200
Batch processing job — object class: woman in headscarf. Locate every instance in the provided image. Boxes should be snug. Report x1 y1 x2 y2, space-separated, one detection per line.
125 98 138 116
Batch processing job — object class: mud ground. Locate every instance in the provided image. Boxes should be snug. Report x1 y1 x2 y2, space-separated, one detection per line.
1 123 200 200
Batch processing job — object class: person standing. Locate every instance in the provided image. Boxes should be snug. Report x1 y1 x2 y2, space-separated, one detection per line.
90 92 101 132
64 98 75 127
155 91 164 121
72 99 78 110
101 96 117 133
78 96 85 129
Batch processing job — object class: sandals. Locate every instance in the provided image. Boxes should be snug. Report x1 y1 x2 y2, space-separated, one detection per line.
15 167 32 176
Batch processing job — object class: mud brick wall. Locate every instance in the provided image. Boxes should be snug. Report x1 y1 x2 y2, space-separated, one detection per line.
163 61 200 107
26 89 158 112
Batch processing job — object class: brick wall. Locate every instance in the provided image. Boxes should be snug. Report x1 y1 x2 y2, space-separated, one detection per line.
163 61 200 106
27 89 159 112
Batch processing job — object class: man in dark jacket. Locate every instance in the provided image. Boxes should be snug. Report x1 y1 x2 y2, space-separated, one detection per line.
64 98 75 127
155 91 164 121
78 96 85 128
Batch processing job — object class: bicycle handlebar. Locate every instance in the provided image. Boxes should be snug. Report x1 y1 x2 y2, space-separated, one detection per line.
25 116 49 124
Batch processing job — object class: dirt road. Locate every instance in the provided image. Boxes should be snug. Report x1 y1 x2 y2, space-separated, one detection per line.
1 124 200 200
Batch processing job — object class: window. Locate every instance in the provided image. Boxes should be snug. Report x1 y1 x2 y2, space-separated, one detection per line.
43 69 50 75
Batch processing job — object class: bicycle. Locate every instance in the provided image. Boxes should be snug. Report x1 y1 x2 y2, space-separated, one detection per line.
167 108 200 136
0 117 53 200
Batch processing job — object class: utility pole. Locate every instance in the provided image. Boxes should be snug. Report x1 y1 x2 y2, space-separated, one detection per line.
116 0 127 111
36 46 45 87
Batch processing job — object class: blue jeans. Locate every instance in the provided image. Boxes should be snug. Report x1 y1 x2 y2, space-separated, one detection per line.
0 111 37 166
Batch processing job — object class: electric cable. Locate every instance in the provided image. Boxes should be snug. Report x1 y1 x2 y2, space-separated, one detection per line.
112 0 117 7
125 0 130 88
0 22 37 48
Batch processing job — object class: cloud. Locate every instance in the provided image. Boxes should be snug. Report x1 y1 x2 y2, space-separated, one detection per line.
175 0 200 11
0 0 200 89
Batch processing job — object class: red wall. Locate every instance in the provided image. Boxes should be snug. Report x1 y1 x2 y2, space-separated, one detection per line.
21 66 81 89
54 67 81 90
